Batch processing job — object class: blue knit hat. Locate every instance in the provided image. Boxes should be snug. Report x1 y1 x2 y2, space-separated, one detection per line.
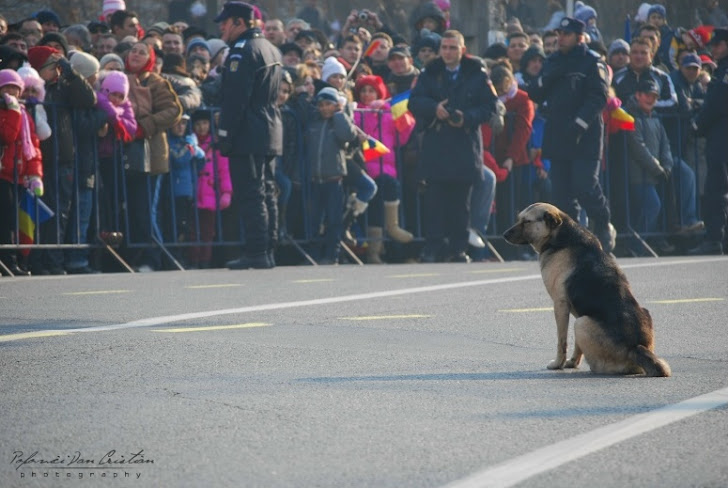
34 9 62 28
574 3 597 24
647 5 667 19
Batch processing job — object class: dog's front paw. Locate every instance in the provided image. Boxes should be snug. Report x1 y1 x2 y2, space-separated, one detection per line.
564 357 582 369
547 358 566 370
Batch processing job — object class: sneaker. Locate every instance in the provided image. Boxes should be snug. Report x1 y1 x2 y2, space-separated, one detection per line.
468 229 486 248
449 252 472 263
136 265 154 273
676 221 705 235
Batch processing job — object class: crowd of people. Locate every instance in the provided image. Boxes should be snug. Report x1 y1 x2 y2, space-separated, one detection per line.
0 0 726 275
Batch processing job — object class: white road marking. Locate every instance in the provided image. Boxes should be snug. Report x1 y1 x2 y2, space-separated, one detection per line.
442 386 728 488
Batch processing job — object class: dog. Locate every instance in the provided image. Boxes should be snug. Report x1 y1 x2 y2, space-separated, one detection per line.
503 203 671 377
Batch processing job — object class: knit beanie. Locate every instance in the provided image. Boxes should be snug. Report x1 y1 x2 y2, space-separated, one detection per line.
207 38 227 59
316 86 340 103
354 74 389 102
414 29 441 54
608 38 630 57
687 26 714 48
70 51 100 79
0 69 25 91
27 45 60 72
99 53 125 70
39 32 70 56
17 66 46 101
635 3 652 23
35 9 63 28
100 70 129 99
434 0 451 11
574 3 597 24
103 0 127 20
647 4 666 19
321 56 346 82
186 38 211 56
520 45 546 72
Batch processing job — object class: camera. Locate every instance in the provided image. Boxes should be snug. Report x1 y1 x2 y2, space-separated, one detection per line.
445 105 463 125
358 10 370 21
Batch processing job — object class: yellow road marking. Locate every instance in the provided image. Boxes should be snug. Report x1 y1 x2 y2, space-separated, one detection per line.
388 273 440 278
292 279 335 283
185 284 243 289
0 331 70 342
62 290 131 296
339 314 431 321
468 268 524 274
499 307 554 313
649 298 725 304
151 322 270 333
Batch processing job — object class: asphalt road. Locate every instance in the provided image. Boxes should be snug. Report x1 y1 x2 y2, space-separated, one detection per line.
1 256 727 488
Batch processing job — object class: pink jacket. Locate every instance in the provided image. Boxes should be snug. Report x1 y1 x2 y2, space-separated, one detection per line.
354 102 413 179
196 133 232 211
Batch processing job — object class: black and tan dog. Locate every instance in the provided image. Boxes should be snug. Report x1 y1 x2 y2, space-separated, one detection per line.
503 203 671 377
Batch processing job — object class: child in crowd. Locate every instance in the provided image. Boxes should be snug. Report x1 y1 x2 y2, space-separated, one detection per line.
0 69 43 276
188 109 232 269
352 74 414 264
17 67 52 142
275 71 295 239
305 87 358 264
164 114 205 264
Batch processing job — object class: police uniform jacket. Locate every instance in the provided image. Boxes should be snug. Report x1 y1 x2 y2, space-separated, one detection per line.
696 56 728 159
409 55 497 183
528 43 607 162
220 27 283 157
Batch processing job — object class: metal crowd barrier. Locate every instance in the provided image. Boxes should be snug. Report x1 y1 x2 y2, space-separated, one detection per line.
1 103 705 275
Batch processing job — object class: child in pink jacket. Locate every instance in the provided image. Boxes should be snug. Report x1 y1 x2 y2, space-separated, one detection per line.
189 109 232 268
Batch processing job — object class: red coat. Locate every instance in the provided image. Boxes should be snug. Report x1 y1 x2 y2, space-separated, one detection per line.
0 107 43 184
493 89 534 168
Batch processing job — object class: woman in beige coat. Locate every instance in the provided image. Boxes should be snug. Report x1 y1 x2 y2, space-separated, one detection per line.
124 41 182 271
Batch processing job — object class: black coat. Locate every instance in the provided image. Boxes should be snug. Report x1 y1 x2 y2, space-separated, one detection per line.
696 56 728 162
409 55 498 183
528 43 607 162
219 28 283 157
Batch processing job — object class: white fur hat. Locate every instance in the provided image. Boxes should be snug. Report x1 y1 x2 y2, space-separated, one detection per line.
321 56 347 83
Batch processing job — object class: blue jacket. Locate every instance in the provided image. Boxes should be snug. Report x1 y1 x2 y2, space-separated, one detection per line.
528 43 608 161
409 55 498 182
168 133 205 198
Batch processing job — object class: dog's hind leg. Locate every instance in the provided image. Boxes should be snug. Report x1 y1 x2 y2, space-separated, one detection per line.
574 317 640 374
565 341 583 369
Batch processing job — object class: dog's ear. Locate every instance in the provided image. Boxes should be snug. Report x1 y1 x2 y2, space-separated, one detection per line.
543 209 562 229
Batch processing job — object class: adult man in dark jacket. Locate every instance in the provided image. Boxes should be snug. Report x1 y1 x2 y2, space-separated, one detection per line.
689 28 728 255
528 17 614 252
409 30 502 262
216 1 283 269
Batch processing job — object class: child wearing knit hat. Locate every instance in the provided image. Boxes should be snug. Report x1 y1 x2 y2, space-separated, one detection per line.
17 66 52 142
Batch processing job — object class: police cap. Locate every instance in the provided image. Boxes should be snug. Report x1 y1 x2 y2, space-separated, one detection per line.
214 1 255 23
708 28 728 46
556 17 586 35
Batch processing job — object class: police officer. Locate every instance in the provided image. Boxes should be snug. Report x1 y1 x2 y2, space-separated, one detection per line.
689 28 728 255
528 17 615 253
215 1 283 269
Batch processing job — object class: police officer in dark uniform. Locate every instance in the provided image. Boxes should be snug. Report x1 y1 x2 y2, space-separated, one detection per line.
528 17 615 253
689 28 728 255
215 1 283 269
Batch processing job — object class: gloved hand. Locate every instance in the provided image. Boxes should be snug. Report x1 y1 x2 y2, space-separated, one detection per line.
134 125 146 140
216 137 233 157
57 57 74 78
2 93 21 112
27 176 44 197
219 192 232 209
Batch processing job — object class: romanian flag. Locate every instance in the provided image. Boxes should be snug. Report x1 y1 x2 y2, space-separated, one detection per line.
18 190 54 256
608 107 635 135
362 136 390 162
363 39 381 58
390 90 416 132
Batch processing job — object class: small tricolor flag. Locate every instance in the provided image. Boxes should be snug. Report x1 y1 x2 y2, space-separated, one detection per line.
363 39 381 58
608 107 635 134
362 136 390 162
390 90 416 132
18 190 54 256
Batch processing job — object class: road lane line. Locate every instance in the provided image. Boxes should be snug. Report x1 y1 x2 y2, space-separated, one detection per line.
292 278 336 283
62 290 131 296
468 268 525 274
499 307 554 313
339 314 431 321
185 284 243 289
0 331 70 342
443 386 728 488
152 322 270 333
649 298 724 304
388 273 440 278
4 257 725 340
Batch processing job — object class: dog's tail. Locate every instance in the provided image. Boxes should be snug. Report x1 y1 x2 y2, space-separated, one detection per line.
633 345 672 377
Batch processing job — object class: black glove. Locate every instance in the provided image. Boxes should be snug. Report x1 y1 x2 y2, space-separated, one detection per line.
216 137 233 157
58 57 74 78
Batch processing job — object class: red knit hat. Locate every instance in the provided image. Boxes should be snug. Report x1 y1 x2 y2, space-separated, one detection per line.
687 25 714 49
354 75 390 102
27 45 60 71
